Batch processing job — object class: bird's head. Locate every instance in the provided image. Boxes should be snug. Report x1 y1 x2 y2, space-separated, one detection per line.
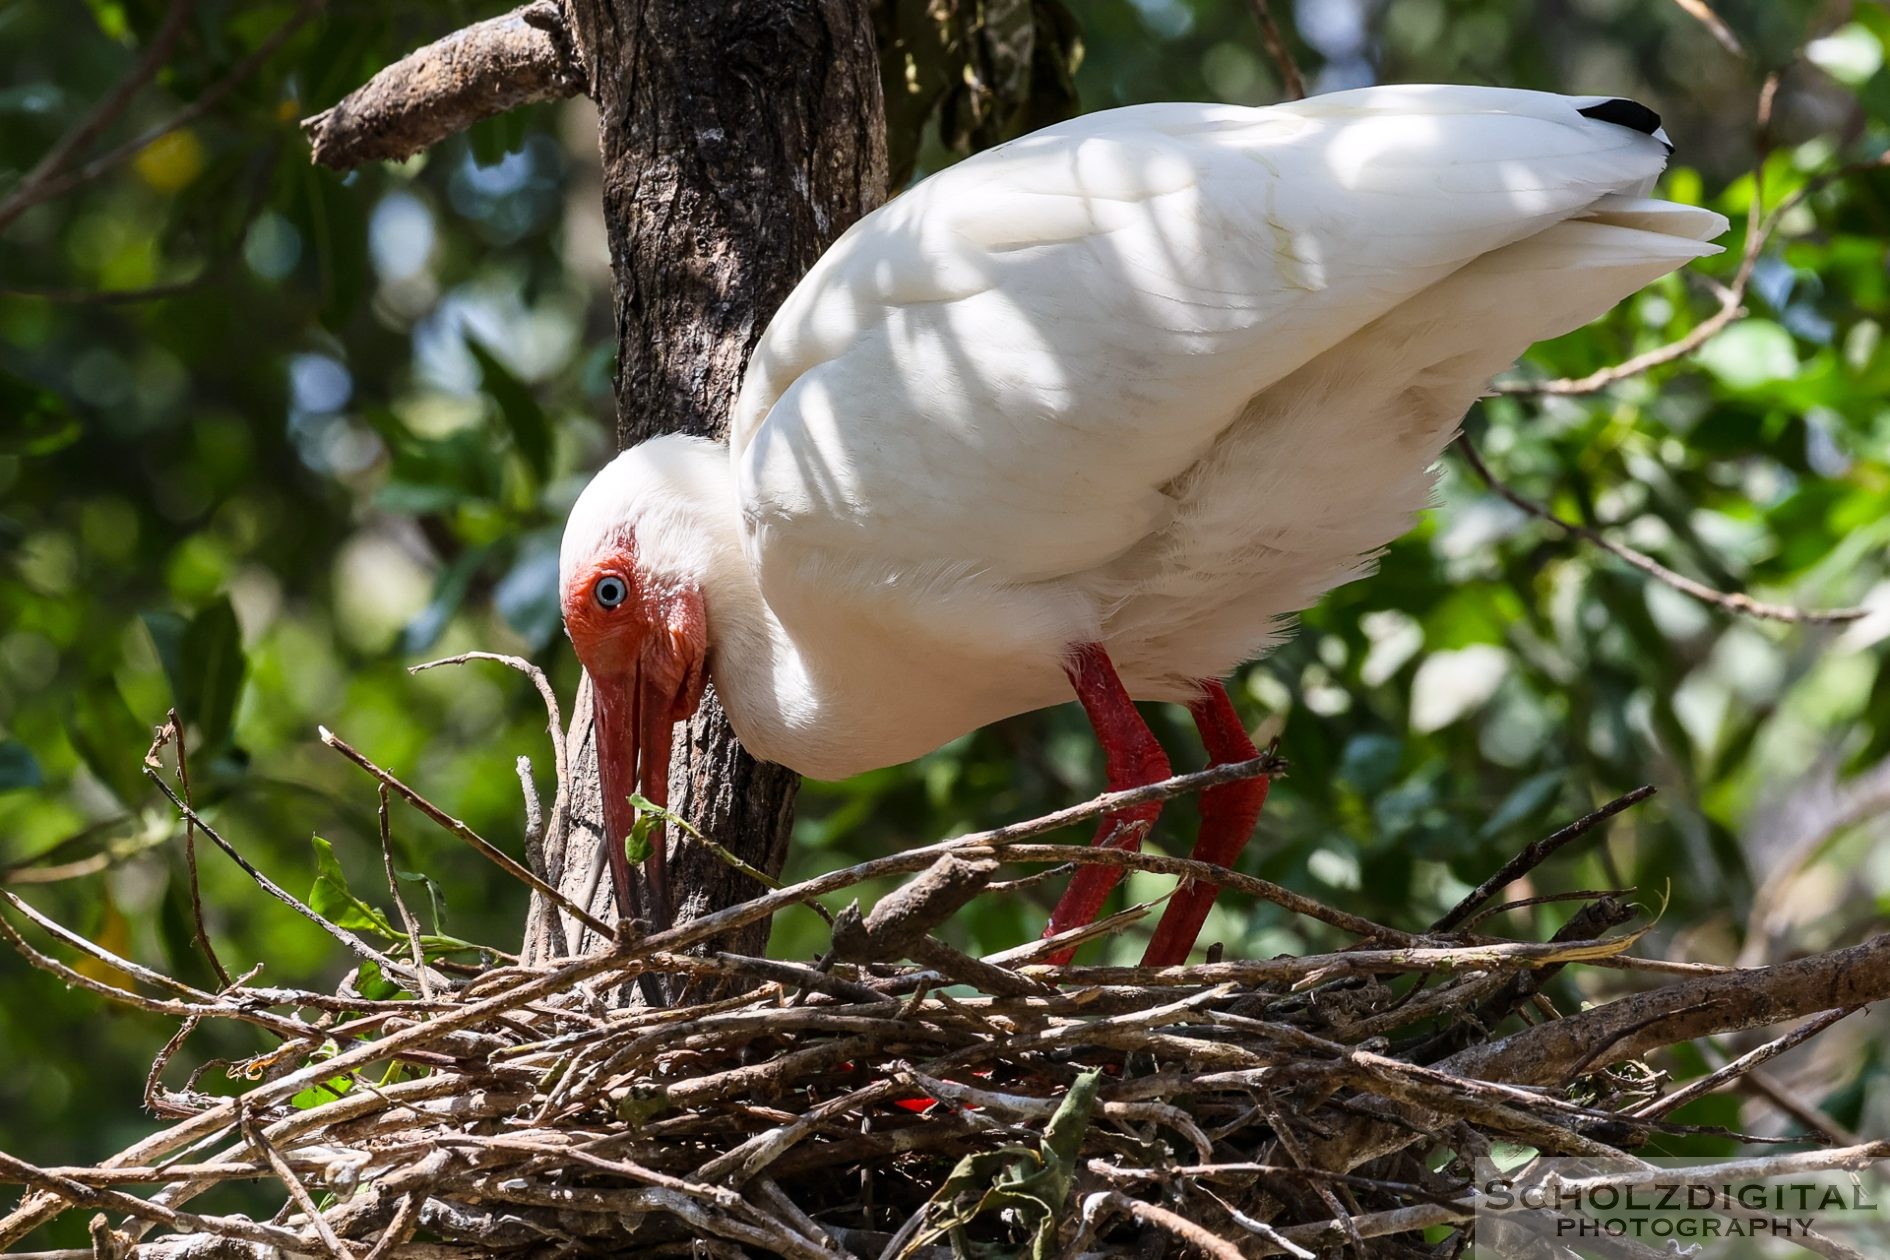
560 439 722 927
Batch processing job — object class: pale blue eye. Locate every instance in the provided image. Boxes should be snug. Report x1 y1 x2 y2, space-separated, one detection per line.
594 575 628 608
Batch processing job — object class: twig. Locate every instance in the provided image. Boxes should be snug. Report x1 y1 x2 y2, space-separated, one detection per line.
1457 888 1634 933
1081 1190 1243 1259
996 843 1410 945
0 1151 312 1253
1433 787 1655 931
158 712 231 986
1456 433 1867 625
409 652 568 885
360 1191 421 1260
240 1112 354 1260
1244 0 1305 100
2 1073 483 1247
1 892 228 1007
1455 935 1890 1087
318 725 612 940
1497 79 1890 400
567 753 1286 970
1556 1142 1890 1192
4 705 1884 1260
0 274 214 304
1270 1198 1473 1254
632 791 823 921
830 854 1039 994
1 1161 277 1187
1669 0 1744 55
1040 935 1647 987
143 1017 203 1119
515 756 544 855
0 0 195 234
902 1067 1213 1161
981 899 1159 972
0 898 304 1040
1631 1007 1859 1120
377 783 435 1000
140 767 420 981
706 952 893 1004
1731 1066 1863 1146
751 1178 854 1259
6 2 323 221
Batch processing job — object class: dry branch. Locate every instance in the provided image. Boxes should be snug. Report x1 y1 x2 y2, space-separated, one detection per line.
302 3 584 171
318 725 612 940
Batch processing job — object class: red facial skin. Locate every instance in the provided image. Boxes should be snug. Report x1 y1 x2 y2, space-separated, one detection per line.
563 543 708 930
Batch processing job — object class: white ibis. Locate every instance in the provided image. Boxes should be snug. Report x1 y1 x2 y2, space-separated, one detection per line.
559 84 1726 963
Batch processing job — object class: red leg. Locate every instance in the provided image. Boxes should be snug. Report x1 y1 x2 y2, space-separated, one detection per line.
1140 680 1272 967
1041 643 1171 964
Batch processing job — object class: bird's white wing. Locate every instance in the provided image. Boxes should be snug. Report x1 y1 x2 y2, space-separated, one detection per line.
733 85 1680 584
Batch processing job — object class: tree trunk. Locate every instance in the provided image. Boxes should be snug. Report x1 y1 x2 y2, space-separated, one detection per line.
523 0 886 977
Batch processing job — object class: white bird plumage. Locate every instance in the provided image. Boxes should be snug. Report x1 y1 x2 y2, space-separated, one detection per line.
564 84 1727 784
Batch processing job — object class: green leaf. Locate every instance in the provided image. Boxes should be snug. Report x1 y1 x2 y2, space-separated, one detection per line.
298 164 370 332
352 959 405 1001
0 741 42 792
290 1076 353 1110
365 410 506 515
1695 319 1799 390
467 338 551 483
1477 770 1566 840
399 546 490 655
67 682 151 807
83 0 129 40
494 530 562 650
467 109 530 168
629 792 785 894
140 610 187 696
178 596 247 750
308 836 399 938
395 868 446 932
624 812 655 866
0 371 82 456
904 1068 1100 1259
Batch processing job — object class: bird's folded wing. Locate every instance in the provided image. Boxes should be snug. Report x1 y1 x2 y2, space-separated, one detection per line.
732 87 1679 584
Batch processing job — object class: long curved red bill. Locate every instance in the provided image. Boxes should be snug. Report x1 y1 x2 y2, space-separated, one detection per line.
593 666 673 931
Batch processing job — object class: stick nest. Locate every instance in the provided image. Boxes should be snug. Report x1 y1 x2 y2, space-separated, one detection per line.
4 712 1886 1260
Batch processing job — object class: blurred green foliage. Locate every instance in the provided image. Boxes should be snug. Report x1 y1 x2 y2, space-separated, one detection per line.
3 0 1889 1234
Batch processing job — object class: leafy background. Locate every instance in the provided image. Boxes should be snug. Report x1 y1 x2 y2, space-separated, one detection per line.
3 0 1889 1237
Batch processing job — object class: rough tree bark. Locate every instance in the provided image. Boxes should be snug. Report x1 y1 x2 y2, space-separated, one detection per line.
520 0 887 973
303 4 584 169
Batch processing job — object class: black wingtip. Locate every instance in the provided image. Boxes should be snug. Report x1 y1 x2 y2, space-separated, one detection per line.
1578 97 1670 152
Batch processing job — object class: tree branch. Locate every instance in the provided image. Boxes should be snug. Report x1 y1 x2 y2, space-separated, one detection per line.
1456 433 1868 625
1668 0 1744 57
0 0 194 234
1245 0 1305 100
9 2 322 221
1311 932 1890 1173
1457 932 1890 1086
302 3 584 171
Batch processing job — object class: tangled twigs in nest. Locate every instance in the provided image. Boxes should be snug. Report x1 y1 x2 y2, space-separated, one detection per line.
2 748 1884 1256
